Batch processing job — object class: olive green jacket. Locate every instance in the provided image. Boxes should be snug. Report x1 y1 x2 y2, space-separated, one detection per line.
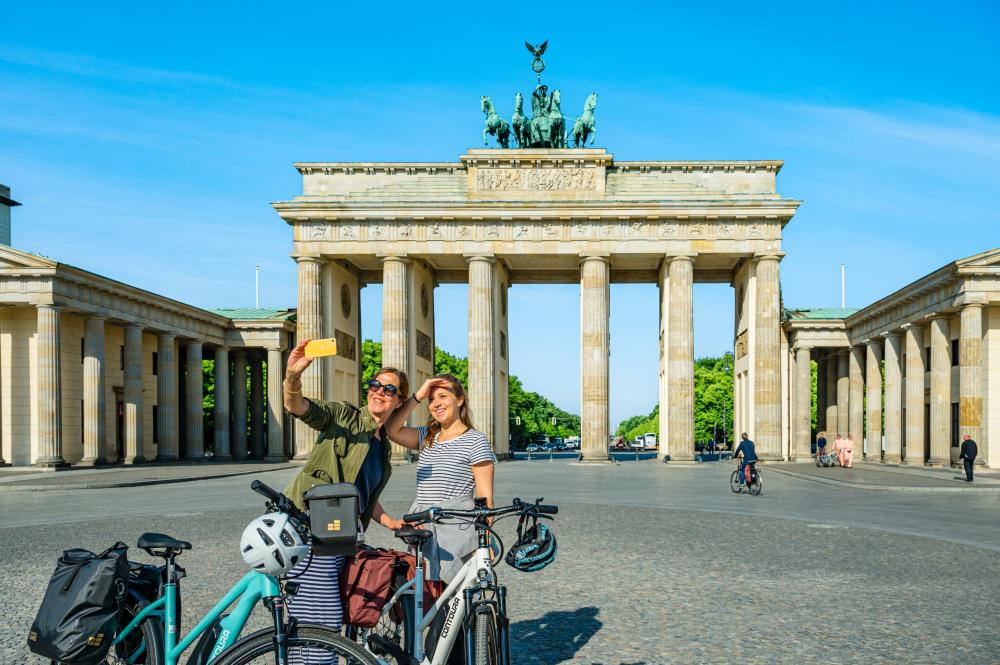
284 398 393 529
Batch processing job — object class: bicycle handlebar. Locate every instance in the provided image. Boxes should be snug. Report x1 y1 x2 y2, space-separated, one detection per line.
403 498 557 524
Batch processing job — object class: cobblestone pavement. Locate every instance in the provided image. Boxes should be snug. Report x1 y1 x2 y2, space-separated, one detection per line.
3 462 1000 664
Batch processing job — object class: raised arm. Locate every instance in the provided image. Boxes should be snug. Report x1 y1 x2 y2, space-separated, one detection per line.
384 377 454 450
283 340 313 417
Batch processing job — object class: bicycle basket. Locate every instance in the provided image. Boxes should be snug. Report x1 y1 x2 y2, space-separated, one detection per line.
304 482 364 556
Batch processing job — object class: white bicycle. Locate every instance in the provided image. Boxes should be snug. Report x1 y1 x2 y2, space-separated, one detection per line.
359 497 558 665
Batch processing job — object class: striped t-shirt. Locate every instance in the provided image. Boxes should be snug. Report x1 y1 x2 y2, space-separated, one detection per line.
415 427 496 504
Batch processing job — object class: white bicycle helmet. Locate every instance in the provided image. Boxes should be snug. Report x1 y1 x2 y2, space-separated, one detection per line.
240 512 308 576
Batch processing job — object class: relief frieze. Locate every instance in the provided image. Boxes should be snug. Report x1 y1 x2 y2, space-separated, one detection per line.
475 168 596 191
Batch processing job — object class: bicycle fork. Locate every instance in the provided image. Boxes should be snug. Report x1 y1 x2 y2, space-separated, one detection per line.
266 596 291 665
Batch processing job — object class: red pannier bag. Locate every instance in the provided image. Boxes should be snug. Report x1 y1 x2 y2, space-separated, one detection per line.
339 548 445 628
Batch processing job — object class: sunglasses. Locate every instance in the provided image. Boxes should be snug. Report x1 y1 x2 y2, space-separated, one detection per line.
367 379 400 397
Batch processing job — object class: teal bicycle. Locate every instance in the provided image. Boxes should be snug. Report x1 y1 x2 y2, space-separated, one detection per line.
90 480 376 665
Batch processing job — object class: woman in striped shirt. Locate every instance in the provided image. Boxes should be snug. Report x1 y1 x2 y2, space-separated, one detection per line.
385 374 496 582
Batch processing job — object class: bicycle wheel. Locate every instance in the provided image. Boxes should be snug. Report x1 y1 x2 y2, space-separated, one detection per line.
473 612 499 665
749 470 762 496
729 470 742 493
213 624 377 665
362 598 413 661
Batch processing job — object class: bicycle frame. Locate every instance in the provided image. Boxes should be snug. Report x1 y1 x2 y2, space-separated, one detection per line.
113 569 281 665
374 544 497 665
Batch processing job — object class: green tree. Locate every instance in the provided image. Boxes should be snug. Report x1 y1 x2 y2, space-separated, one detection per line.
358 339 579 447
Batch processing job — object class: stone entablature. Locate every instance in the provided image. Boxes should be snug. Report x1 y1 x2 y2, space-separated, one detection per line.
844 249 1000 343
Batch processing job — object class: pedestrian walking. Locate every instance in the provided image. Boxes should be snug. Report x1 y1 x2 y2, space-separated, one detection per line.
959 434 978 482
843 434 855 468
833 434 844 467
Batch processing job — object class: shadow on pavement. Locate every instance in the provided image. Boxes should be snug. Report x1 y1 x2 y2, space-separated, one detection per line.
510 606 624 663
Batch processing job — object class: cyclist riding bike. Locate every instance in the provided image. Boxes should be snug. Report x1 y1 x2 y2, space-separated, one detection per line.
733 432 758 486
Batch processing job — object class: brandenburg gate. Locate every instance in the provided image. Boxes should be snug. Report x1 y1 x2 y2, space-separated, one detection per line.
273 148 800 461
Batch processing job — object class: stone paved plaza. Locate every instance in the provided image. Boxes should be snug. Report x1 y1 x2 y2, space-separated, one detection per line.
3 462 1000 664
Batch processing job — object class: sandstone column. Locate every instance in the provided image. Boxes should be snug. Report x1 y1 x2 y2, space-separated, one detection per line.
250 355 265 459
35 304 66 467
185 340 205 459
959 304 983 457
265 348 287 462
882 332 903 463
232 349 248 460
928 315 951 466
667 255 695 460
123 324 144 464
155 333 179 462
816 355 827 433
295 256 323 459
825 355 838 436
865 339 883 462
80 316 107 466
902 323 925 464
382 255 412 460
753 254 782 459
848 346 864 444
213 346 231 461
836 350 850 437
468 256 497 458
580 255 610 461
795 345 813 460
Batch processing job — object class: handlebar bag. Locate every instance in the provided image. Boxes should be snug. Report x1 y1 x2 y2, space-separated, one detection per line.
27 542 129 664
304 482 363 556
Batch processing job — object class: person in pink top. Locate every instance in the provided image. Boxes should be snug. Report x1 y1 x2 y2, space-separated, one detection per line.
832 434 844 467
843 434 855 468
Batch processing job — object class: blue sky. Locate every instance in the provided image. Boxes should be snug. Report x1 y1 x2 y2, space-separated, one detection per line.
2 2 998 428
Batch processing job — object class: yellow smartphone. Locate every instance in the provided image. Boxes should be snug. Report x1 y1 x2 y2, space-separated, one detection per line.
304 338 338 358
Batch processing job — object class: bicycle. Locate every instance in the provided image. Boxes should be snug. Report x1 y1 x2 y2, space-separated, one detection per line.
357 497 558 665
730 461 762 496
90 479 376 665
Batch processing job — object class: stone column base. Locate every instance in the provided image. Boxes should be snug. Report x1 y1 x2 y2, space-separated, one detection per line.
34 458 70 470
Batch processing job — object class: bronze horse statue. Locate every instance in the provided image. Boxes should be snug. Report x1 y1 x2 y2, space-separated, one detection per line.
511 92 531 149
572 92 598 148
481 95 510 148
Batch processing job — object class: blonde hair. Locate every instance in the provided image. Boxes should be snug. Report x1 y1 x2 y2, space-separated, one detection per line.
422 374 475 449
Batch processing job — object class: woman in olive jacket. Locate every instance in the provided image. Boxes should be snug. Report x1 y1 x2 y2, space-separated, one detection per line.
282 339 409 635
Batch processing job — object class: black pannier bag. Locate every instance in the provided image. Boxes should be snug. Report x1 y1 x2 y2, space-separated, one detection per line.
27 542 129 664
304 483 363 556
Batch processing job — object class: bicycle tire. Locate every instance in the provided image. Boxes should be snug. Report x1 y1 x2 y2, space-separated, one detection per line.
473 612 499 665
729 470 742 493
212 623 376 665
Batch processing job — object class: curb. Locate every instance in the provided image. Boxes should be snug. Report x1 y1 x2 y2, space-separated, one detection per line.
765 466 1000 493
0 465 298 492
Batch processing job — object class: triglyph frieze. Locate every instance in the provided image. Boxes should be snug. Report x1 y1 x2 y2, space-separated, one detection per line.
475 168 596 192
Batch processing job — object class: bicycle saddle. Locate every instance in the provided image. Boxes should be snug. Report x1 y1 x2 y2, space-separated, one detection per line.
394 526 432 545
137 532 192 551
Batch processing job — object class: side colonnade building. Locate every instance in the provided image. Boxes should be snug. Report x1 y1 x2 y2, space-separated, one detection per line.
0 243 296 467
784 248 1000 468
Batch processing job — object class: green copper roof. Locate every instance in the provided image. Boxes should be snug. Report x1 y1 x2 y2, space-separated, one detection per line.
207 308 296 321
785 307 859 320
